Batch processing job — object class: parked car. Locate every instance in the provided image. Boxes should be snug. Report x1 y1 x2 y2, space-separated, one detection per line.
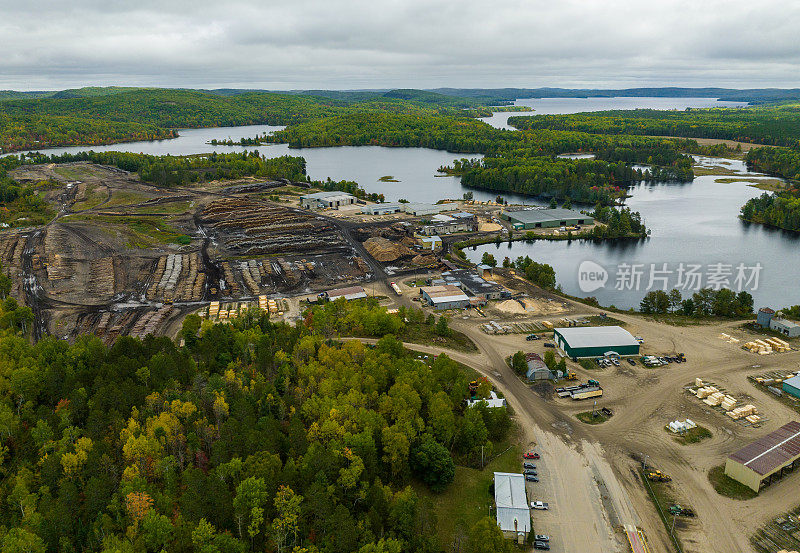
523 462 536 469
525 475 539 482
534 541 550 550
535 535 550 542
612 359 620 366
531 501 549 510
523 452 540 459
524 470 538 476
544 343 555 348
526 334 541 341
627 358 636 366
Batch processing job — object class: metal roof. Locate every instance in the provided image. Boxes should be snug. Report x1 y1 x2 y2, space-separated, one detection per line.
772 318 800 329
421 285 470 304
494 472 530 533
302 191 356 200
326 286 368 301
502 207 592 224
784 375 800 389
440 269 506 296
555 326 639 349
728 421 800 476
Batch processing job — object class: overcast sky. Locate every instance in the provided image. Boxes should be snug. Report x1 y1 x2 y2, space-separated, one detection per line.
1 0 799 90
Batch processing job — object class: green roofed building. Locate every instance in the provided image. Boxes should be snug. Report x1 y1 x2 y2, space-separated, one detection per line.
500 208 593 230
553 326 640 358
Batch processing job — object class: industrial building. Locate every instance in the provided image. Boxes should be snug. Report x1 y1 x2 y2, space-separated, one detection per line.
476 264 493 278
437 269 510 300
553 326 640 358
419 219 477 236
419 236 442 251
467 391 507 408
402 203 449 216
301 191 357 210
525 353 553 380
784 375 800 399
493 472 530 543
361 203 401 215
755 307 800 337
757 307 776 328
322 286 368 301
500 207 594 230
419 285 471 310
725 421 800 492
771 318 800 338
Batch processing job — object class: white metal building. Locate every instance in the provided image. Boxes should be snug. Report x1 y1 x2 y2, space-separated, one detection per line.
494 472 530 543
324 286 368 301
361 203 401 215
402 202 446 216
301 191 357 210
420 285 470 310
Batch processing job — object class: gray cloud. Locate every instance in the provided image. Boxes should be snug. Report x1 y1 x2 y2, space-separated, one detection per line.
0 0 798 89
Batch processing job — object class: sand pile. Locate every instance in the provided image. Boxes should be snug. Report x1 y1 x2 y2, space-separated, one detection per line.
479 222 502 232
363 236 413 262
495 299 526 314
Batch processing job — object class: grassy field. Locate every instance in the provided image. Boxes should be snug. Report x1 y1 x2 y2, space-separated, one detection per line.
72 184 108 210
576 410 611 425
671 425 712 445
415 438 523 548
103 190 152 208
714 177 786 191
401 323 478 353
54 165 98 181
708 465 758 500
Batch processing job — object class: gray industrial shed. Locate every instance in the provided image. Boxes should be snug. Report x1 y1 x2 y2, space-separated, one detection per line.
770 318 800 338
494 472 530 543
500 208 593 229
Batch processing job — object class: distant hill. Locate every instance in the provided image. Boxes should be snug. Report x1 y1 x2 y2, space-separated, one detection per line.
429 87 800 105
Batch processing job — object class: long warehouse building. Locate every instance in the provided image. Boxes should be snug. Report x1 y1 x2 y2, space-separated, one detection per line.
500 208 593 230
725 421 800 492
553 326 640 358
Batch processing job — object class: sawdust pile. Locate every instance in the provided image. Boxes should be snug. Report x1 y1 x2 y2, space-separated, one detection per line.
479 222 502 232
495 299 526 314
363 236 414 262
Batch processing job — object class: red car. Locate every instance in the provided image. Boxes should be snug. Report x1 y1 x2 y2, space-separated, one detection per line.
523 452 540 459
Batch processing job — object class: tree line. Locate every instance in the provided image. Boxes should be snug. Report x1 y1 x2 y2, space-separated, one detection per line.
0 291 517 553
639 288 754 317
507 104 800 147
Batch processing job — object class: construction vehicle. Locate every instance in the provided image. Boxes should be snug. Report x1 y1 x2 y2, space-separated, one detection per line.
565 371 578 381
669 504 696 517
647 470 672 482
587 379 600 386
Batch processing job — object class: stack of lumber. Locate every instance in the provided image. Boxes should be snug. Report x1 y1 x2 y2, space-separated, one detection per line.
727 404 758 420
721 395 737 410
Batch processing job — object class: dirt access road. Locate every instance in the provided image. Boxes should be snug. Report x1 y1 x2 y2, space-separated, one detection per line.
363 283 800 553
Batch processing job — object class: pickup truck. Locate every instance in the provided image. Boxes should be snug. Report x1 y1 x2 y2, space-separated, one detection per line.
530 501 549 510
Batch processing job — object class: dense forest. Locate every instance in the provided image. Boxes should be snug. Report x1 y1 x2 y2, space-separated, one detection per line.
639 288 754 317
0 295 514 553
507 104 800 147
0 88 502 154
740 191 800 232
745 146 800 181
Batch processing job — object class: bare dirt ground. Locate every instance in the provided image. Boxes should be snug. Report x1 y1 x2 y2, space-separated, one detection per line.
1 162 393 342
373 278 800 553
